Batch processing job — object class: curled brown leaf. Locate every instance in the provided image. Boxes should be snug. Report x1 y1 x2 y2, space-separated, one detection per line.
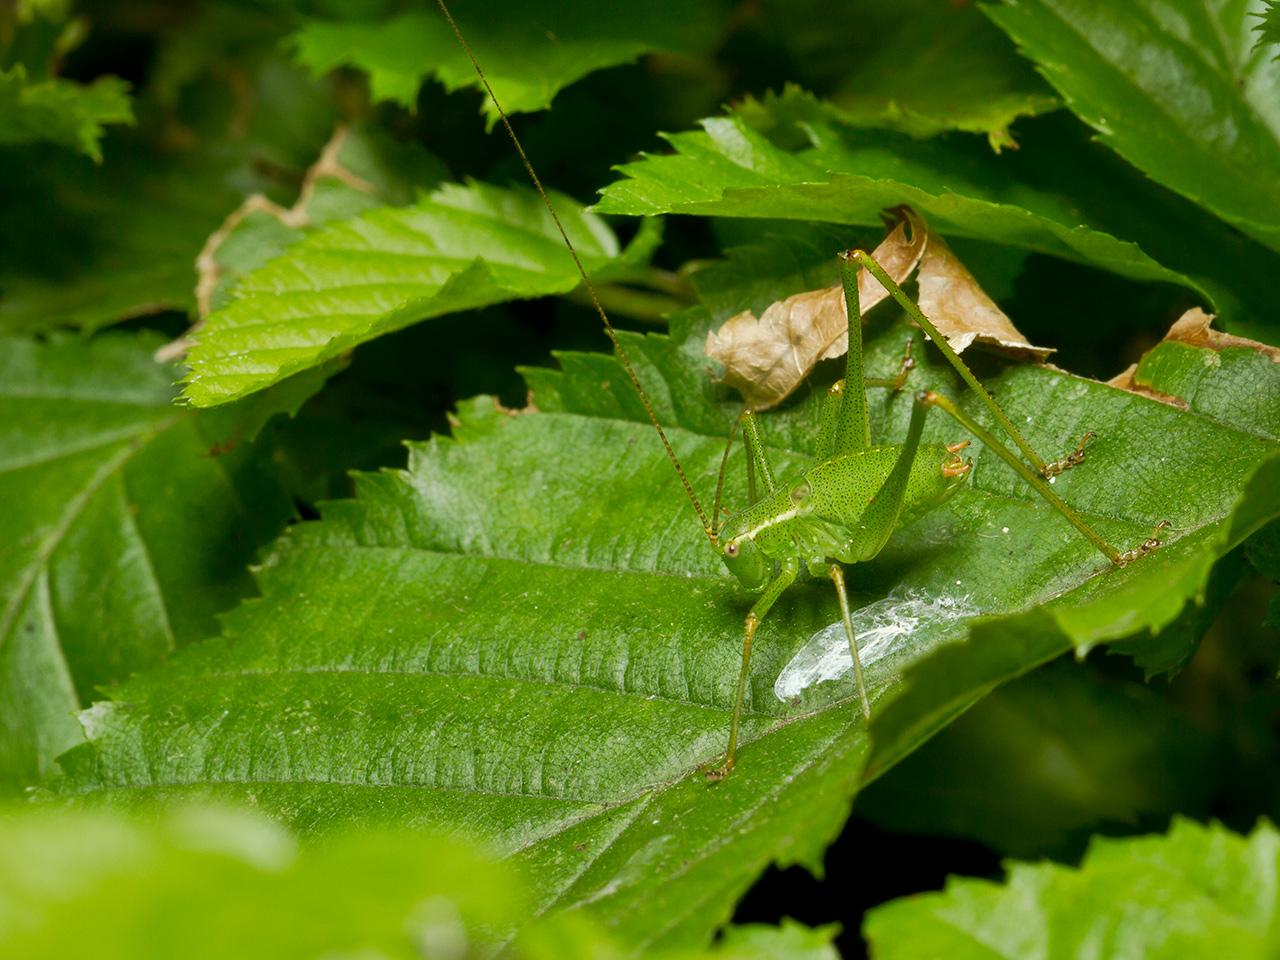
704 211 927 410
704 208 1050 409
916 234 1051 363
1109 307 1278 407
1160 307 1280 360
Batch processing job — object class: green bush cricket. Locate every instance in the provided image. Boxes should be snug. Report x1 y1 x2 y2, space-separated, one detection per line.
437 0 1165 779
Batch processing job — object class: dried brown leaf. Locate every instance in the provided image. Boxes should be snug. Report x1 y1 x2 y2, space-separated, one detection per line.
705 212 927 410
155 125 376 363
1162 307 1280 360
704 208 1051 409
916 234 1052 363
1109 307 1277 406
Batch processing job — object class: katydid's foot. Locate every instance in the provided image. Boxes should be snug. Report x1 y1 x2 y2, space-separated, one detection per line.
703 755 735 782
942 441 972 479
864 341 915 392
889 339 915 391
1117 520 1171 565
1044 431 1097 479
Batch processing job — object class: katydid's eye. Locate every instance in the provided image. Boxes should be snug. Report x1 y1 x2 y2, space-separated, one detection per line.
790 482 811 503
725 541 739 557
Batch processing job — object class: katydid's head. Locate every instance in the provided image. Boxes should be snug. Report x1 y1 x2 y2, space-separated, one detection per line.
717 520 771 591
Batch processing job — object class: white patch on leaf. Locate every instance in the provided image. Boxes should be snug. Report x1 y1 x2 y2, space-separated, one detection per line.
774 589 979 700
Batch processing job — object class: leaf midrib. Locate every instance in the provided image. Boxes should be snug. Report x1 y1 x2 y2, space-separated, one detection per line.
58 771 609 805
139 662 771 719
478 407 1245 531
514 718 852 955
0 413 183 653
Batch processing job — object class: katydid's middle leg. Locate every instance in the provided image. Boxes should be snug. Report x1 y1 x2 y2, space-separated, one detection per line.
829 564 871 720
864 339 915 391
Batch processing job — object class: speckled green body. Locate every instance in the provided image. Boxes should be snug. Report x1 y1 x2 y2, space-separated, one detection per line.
696 249 994 772
720 442 966 586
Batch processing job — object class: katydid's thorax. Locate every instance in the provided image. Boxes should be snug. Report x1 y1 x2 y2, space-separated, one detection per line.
719 442 964 584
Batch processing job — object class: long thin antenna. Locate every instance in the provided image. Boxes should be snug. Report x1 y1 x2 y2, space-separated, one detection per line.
436 0 716 544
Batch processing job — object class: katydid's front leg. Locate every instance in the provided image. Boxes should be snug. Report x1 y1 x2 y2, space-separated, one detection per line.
707 556 800 781
714 410 778 526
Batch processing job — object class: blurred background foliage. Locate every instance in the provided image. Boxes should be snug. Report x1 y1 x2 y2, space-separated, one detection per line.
2 0 1278 956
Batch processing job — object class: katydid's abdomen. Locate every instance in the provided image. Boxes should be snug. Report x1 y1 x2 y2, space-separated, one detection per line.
805 443 967 548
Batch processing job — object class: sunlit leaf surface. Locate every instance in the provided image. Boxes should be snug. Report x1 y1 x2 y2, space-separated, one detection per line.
60 291 1278 950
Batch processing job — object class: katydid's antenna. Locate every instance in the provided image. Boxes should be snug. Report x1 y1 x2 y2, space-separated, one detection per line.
435 0 717 545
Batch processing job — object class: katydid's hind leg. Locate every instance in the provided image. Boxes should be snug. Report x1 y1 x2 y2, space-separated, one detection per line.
916 390 1162 565
831 252 871 454
706 557 799 782
1043 431 1097 479
829 564 871 720
817 340 912 460
843 394 930 562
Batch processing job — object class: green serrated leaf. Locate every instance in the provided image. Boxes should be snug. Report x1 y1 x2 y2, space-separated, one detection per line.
182 180 657 407
202 123 449 314
0 57 335 334
864 817 1280 958
594 89 1198 293
1257 0 1280 54
0 803 521 959
290 1 726 122
1130 338 1280 443
768 0 1059 147
0 333 314 795
865 449 1279 784
596 92 1280 339
524 913 840 960
985 0 1280 254
710 922 841 960
0 65 132 161
55 295 1279 952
